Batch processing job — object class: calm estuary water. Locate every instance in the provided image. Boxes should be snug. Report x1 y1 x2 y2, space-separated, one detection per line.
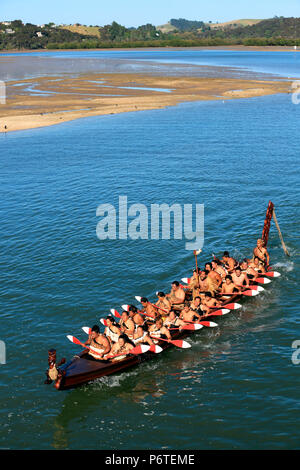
0 51 299 450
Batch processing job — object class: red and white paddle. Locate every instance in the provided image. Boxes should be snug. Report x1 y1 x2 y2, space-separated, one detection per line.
67 335 104 357
263 271 280 278
100 318 108 327
149 344 163 354
150 335 191 349
248 285 264 292
110 308 122 319
211 302 241 310
169 324 203 331
135 296 168 315
107 344 150 360
181 277 192 285
82 327 91 335
253 277 271 285
241 289 260 296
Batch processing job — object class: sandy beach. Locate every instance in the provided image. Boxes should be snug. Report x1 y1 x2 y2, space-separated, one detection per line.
0 72 292 133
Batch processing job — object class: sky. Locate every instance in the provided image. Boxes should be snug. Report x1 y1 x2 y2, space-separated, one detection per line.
1 0 300 27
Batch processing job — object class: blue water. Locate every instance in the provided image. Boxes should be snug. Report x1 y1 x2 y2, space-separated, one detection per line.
0 52 300 450
1 49 300 81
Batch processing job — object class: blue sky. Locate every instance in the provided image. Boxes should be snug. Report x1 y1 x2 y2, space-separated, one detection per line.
1 0 300 27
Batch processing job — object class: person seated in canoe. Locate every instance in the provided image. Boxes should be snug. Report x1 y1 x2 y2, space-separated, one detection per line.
140 297 158 320
84 325 111 360
155 292 171 316
106 334 135 361
211 259 227 279
163 310 187 329
166 281 186 310
128 305 145 326
185 269 201 298
104 316 121 345
253 238 269 266
189 295 210 316
180 304 202 323
194 270 209 301
205 262 222 295
202 292 222 311
231 265 250 291
132 325 155 347
220 275 239 299
149 317 172 342
248 256 266 273
240 259 258 279
221 251 237 273
119 310 135 338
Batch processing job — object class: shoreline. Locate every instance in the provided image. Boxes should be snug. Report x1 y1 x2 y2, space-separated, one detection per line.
0 45 299 55
0 72 292 133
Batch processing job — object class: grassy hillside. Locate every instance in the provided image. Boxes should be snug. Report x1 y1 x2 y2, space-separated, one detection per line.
58 24 101 38
207 19 263 29
157 22 178 33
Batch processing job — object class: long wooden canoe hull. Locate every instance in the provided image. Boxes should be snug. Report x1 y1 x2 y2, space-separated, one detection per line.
54 294 243 390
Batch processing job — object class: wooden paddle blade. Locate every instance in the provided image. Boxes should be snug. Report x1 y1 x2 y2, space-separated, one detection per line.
121 304 130 312
199 321 218 328
67 335 83 346
149 344 163 354
242 289 259 296
135 296 142 302
182 324 203 331
223 302 242 310
172 339 191 349
255 277 271 284
131 344 150 354
264 271 280 278
82 327 91 335
100 318 108 326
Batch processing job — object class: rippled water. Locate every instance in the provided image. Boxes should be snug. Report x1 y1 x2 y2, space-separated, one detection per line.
1 48 300 81
0 52 299 449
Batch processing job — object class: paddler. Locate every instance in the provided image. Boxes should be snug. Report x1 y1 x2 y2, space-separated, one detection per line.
202 292 222 311
140 297 158 320
119 311 135 338
163 309 187 329
253 239 269 266
180 304 202 322
240 259 258 279
149 318 172 342
220 274 239 299
211 259 227 279
221 251 237 272
132 325 155 347
104 316 121 345
166 281 186 310
205 262 222 295
231 265 250 291
84 325 111 360
190 295 210 315
249 256 265 273
106 334 135 361
155 292 171 316
128 305 145 326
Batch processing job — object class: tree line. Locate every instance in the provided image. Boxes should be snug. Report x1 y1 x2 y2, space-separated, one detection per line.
1 17 300 51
